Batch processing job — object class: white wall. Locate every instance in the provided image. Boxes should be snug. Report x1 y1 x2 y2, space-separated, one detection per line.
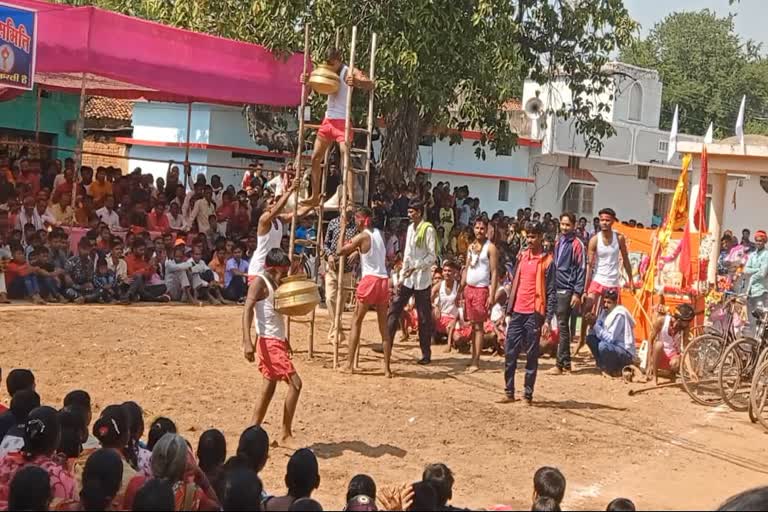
723 177 768 233
129 103 213 184
132 102 211 144
371 134 533 215
530 153 682 225
611 66 663 128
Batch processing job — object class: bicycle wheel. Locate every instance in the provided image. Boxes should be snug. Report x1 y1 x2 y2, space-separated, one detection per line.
680 335 726 406
718 337 760 412
749 358 768 431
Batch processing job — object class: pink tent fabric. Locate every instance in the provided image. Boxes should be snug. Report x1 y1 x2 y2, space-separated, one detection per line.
5 0 305 106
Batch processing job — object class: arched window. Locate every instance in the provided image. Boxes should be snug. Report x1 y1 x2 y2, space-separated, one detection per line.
628 82 643 122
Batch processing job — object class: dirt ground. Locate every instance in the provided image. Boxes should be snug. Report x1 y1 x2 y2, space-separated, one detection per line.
1 304 768 510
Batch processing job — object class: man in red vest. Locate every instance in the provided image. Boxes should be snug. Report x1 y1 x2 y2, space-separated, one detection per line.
502 221 557 405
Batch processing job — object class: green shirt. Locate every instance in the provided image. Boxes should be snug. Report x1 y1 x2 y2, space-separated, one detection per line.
745 248 768 298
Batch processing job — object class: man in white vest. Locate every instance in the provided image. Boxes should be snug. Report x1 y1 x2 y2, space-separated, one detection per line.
300 48 375 207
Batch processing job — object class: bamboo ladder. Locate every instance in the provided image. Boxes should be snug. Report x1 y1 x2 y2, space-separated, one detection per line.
285 25 378 368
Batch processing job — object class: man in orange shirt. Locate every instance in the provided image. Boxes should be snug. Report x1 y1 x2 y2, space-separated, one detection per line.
121 239 170 304
147 202 171 233
5 246 46 304
87 168 113 208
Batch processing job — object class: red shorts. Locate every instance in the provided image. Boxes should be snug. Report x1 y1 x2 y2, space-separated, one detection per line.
658 346 681 370
454 324 472 340
257 336 296 382
436 315 457 334
588 281 620 297
317 117 350 144
464 285 490 323
356 275 390 305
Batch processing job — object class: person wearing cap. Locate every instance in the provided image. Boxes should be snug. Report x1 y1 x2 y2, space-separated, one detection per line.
164 240 194 302
646 304 694 384
242 248 302 449
502 221 556 405
743 229 768 335
583 288 636 377
387 199 438 365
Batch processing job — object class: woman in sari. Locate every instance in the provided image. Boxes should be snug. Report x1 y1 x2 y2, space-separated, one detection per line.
0 406 76 509
124 433 219 511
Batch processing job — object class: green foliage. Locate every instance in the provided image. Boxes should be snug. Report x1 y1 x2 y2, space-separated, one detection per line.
58 0 636 179
621 9 768 138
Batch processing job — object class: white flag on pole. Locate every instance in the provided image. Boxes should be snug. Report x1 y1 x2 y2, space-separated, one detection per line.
667 105 678 163
704 123 714 144
736 95 746 153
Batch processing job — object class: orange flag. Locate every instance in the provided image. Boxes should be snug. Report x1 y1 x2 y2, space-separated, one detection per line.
693 145 709 231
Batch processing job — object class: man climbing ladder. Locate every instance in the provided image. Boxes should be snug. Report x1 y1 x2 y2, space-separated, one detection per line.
299 47 375 207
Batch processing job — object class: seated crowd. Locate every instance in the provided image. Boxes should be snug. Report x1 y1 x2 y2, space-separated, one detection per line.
0 368 634 512
0 150 648 307
0 368 761 511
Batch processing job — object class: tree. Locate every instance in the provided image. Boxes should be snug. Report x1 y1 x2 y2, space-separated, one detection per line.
621 10 768 137
60 0 636 183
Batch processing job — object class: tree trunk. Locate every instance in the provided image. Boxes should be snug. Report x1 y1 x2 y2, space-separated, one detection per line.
379 99 421 185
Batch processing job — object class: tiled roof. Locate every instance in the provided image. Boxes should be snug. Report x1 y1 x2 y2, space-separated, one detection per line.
85 96 133 122
563 167 598 183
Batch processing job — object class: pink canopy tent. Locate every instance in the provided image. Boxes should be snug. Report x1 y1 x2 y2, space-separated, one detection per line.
1 0 305 106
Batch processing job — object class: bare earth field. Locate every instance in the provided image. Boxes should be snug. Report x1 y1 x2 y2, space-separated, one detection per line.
2 304 768 510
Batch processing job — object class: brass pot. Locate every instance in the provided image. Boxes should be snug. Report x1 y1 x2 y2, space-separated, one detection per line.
308 64 340 95
275 273 320 316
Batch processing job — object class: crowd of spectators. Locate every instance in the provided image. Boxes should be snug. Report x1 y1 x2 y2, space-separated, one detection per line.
0 368 764 511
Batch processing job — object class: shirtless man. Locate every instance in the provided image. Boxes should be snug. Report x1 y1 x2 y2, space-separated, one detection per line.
242 248 301 448
433 259 460 351
337 207 393 377
646 303 694 384
461 218 499 372
577 208 635 356
299 48 375 207
247 178 312 281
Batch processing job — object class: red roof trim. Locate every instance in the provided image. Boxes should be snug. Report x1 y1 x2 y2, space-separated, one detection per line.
563 167 598 183
416 167 534 183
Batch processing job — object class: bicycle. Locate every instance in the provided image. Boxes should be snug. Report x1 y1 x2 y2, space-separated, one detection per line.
717 305 768 412
680 294 745 407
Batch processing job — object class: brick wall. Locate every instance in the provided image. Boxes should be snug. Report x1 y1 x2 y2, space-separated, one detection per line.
83 138 127 171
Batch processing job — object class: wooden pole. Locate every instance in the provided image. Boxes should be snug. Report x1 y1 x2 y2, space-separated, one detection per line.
333 26 357 369
183 102 192 189
70 73 87 222
286 25 312 352
352 32 378 368
288 24 311 263
309 147 331 360
363 33 377 206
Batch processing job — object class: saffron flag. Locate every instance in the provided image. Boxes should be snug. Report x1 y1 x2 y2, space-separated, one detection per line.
693 144 709 231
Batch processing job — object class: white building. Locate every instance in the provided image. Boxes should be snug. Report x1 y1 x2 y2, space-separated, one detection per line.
119 62 767 232
119 102 296 191
523 62 766 232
